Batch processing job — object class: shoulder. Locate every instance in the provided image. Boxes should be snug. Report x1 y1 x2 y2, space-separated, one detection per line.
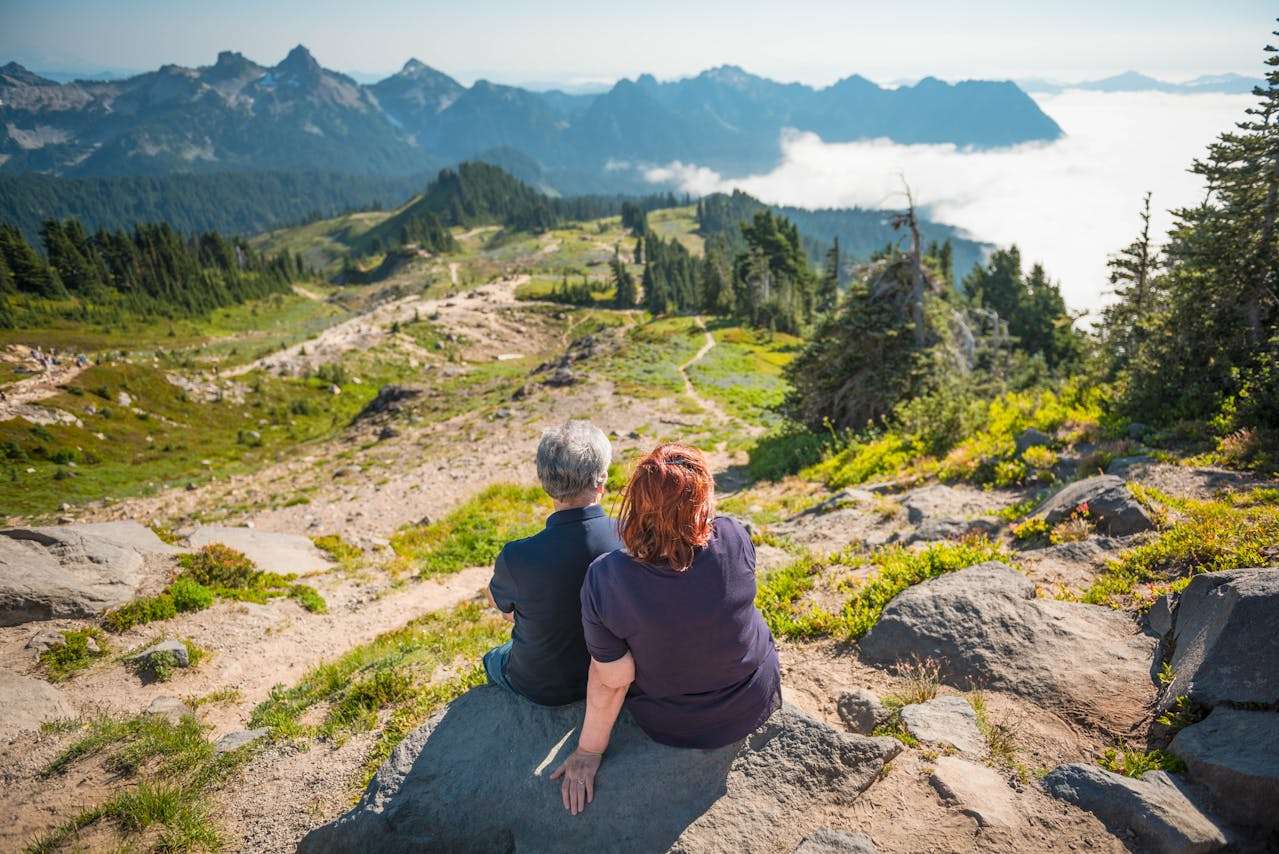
713 515 751 546
499 528 547 566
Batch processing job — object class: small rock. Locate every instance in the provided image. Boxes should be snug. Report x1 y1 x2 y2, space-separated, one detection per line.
1170 706 1279 828
1036 475 1154 536
900 696 985 755
215 728 269 754
330 385 341 395
1106 454 1155 479
1042 763 1227 854
58 502 71 512
416 514 432 527
25 628 65 654
334 467 357 478
0 673 76 742
793 828 877 854
494 408 512 419
544 367 576 387
929 756 1019 828
1147 592 1176 638
1015 428 1052 455
837 689 889 735
185 481 197 491
146 695 194 724
129 639 190 670
116 391 132 407
378 425 398 440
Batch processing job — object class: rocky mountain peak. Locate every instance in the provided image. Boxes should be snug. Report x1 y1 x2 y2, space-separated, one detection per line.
276 44 321 77
1 61 58 87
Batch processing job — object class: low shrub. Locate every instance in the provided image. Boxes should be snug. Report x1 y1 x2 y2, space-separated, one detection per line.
104 594 177 633
1099 747 1185 777
40 628 109 681
169 578 214 613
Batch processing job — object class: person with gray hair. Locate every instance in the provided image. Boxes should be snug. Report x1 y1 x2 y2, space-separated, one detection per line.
483 421 623 705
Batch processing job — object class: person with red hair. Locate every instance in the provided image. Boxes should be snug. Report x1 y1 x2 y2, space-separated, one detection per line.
550 443 781 814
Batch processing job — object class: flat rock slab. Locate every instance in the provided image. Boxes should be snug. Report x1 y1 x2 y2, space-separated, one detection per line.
300 687 901 854
1043 763 1227 854
129 639 190 670
215 728 269 754
188 526 330 574
1035 475 1155 536
1162 568 1279 711
1171 706 1279 830
900 697 984 755
860 563 1157 730
145 695 194 724
0 522 177 625
793 828 877 853
0 672 75 743
929 756 1020 828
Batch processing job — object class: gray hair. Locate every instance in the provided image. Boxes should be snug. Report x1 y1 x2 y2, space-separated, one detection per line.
536 421 612 501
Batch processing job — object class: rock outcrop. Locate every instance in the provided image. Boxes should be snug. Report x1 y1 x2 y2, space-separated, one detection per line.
299 687 901 854
899 697 984 756
1035 475 1155 536
1160 568 1279 710
0 521 178 625
187 526 330 574
929 757 1020 828
793 828 877 854
1170 707 1279 830
0 672 76 742
836 689 889 735
859 563 1157 729
1042 763 1227 854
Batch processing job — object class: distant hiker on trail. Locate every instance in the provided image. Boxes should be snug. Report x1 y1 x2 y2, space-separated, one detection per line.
551 443 782 815
483 421 622 706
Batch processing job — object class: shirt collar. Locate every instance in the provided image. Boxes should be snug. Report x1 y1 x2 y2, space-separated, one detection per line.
546 504 606 527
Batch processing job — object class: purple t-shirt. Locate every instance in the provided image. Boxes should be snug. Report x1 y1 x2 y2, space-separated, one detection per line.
580 515 781 749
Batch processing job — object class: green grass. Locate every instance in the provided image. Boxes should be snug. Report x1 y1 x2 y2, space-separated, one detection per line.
390 484 551 577
685 323 800 426
39 628 109 682
756 537 1013 641
1099 747 1186 777
1082 486 1279 608
597 316 704 398
312 533 365 574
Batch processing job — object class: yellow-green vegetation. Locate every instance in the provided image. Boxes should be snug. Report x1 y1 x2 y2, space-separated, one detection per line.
312 533 365 573
685 324 800 426
1156 695 1208 734
1011 516 1051 543
248 601 509 792
126 638 206 683
389 484 552 577
968 691 1029 779
756 537 1013 640
1099 747 1186 777
103 544 327 633
39 628 109 682
1082 486 1279 608
716 484 824 527
598 316 704 398
645 206 704 256
31 709 251 853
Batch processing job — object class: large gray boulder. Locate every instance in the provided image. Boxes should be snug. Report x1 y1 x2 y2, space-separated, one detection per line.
1042 763 1227 854
187 526 330 574
860 563 1157 730
1035 475 1155 536
0 672 76 743
1161 568 1279 710
299 687 901 854
1170 707 1278 829
0 521 178 625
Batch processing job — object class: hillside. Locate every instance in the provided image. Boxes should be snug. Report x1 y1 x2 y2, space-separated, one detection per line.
0 49 1061 192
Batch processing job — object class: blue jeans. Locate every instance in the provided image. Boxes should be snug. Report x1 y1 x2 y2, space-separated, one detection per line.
483 641 516 693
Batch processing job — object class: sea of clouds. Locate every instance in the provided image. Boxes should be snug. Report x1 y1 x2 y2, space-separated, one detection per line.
644 91 1254 316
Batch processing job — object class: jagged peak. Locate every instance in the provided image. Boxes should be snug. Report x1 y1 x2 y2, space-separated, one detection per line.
401 58 427 74
277 44 321 75
0 61 58 86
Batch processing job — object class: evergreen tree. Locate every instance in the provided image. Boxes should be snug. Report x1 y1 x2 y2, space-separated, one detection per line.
0 224 65 298
611 245 637 308
732 210 816 332
700 234 735 315
1099 193 1162 376
963 247 1081 371
817 237 840 313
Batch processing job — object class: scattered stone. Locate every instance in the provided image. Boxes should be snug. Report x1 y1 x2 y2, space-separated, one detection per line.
494 407 512 419
215 728 269 754
793 828 877 854
145 695 194 724
1042 763 1227 854
377 425 398 440
356 384 420 419
860 563 1157 729
1035 475 1155 536
1106 455 1155 479
903 517 997 545
329 384 341 395
511 383 532 400
929 756 1019 828
116 390 132 407
0 521 179 626
188 525 331 574
0 672 76 742
1147 592 1176 638
25 628 66 653
836 689 889 735
1015 428 1052 455
544 366 576 387
1161 568 1279 710
1170 706 1279 829
299 688 900 853
899 696 984 755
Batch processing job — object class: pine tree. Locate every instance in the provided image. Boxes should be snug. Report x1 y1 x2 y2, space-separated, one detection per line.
1099 193 1162 376
817 237 840 313
611 245 637 308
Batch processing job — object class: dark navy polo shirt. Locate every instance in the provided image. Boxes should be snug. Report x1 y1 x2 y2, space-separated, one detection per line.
489 504 623 706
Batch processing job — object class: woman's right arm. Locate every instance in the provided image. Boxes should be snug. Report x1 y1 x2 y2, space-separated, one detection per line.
550 653 634 814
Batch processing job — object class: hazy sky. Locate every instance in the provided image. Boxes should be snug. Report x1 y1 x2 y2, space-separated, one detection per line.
1 0 1272 86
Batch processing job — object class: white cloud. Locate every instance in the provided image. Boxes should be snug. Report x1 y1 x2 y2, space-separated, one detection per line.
644 90 1253 316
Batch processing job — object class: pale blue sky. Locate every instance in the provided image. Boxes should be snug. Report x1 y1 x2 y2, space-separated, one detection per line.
1 0 1272 86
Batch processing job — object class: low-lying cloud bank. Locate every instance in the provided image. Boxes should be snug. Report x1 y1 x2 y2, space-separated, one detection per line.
644 91 1253 315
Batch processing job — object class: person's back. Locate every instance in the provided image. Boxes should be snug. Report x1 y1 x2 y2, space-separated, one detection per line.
491 506 621 705
484 420 622 706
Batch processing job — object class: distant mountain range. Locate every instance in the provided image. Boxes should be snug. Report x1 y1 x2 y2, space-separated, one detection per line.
0 46 1062 194
1020 71 1263 96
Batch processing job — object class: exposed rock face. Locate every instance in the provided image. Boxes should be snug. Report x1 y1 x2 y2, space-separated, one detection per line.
859 563 1157 729
0 672 76 742
0 521 178 626
836 689 889 735
188 526 330 574
793 828 877 853
1170 707 1279 829
899 697 984 756
299 687 901 854
145 695 194 724
929 756 1019 828
1161 568 1279 710
1035 475 1155 536
1042 763 1227 854
355 384 420 420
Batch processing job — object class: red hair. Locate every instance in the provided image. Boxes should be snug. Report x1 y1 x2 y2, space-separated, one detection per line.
618 443 714 570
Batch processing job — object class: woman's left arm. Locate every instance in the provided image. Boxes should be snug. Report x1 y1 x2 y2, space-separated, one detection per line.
550 653 634 815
